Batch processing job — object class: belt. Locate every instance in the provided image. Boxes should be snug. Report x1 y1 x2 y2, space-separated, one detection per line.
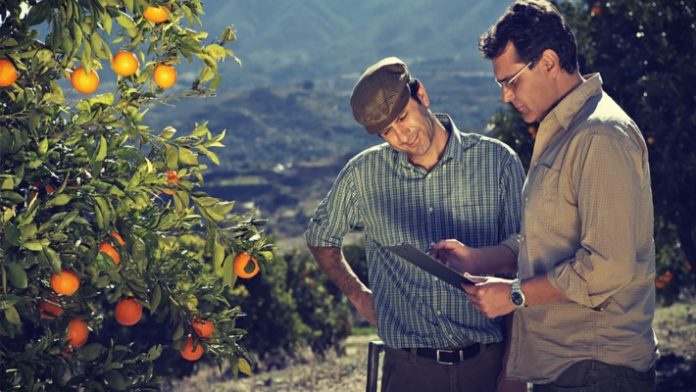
402 343 482 365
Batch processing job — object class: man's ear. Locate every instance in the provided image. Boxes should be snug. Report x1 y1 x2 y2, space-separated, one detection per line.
416 83 430 107
540 49 561 77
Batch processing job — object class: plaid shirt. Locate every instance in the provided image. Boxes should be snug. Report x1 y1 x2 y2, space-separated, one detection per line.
306 114 525 348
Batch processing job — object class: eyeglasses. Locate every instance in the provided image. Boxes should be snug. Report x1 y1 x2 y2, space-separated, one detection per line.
495 61 533 89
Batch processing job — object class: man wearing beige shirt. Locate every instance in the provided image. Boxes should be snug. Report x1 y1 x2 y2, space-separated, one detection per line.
432 1 657 391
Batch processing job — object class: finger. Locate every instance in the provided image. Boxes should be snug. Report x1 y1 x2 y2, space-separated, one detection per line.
464 272 487 283
430 239 463 251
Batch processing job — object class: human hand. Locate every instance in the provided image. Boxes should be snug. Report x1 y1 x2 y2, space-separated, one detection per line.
348 288 378 326
463 274 515 318
430 239 482 275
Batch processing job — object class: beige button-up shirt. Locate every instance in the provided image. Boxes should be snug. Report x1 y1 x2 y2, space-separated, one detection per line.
503 74 657 383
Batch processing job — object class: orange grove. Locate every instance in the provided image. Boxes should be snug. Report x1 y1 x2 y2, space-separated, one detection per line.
180 336 204 361
70 66 100 94
233 252 260 279
99 242 120 265
111 51 139 77
192 318 214 339
153 64 176 89
143 5 169 24
0 58 18 87
67 318 89 348
114 298 143 326
51 270 80 296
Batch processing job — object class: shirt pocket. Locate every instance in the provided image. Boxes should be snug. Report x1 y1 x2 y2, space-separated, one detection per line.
451 190 499 247
526 164 561 227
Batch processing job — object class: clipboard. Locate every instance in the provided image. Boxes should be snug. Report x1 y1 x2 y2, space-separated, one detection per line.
384 243 474 290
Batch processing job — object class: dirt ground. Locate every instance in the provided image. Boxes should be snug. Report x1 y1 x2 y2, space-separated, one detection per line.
172 303 696 392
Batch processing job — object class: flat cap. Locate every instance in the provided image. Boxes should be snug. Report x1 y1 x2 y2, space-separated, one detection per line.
350 57 412 134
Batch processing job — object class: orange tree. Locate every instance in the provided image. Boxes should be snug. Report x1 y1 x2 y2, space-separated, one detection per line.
0 0 272 389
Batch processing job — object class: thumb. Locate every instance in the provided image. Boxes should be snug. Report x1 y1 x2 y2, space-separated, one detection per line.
464 272 487 284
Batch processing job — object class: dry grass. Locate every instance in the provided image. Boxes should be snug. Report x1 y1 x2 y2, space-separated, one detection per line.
172 303 695 391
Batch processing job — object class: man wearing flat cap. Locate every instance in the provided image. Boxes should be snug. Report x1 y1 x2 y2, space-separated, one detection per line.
305 57 526 391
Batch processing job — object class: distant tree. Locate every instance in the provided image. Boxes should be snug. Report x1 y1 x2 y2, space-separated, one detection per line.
0 0 272 389
490 0 696 301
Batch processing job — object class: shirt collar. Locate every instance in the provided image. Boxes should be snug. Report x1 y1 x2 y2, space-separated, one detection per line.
544 73 603 132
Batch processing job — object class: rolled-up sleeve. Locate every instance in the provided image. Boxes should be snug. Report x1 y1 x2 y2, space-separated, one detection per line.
305 164 363 248
547 129 643 308
498 151 525 243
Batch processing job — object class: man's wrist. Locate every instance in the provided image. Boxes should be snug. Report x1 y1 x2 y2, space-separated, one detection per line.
510 278 526 308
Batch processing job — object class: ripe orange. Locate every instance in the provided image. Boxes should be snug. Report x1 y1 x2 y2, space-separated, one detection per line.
45 184 56 194
233 252 260 279
114 298 143 326
153 64 176 89
180 336 204 361
99 242 120 265
0 58 18 87
70 66 99 94
111 231 126 246
143 5 169 23
192 318 214 339
590 5 603 16
67 318 89 348
39 298 64 319
51 270 80 296
166 170 181 184
111 51 139 77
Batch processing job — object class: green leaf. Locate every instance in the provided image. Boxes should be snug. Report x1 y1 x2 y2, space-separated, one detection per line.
178 147 198 166
38 138 49 155
76 343 106 361
96 135 108 162
22 241 44 251
5 306 21 326
4 223 21 246
172 321 185 341
150 285 162 313
145 345 163 362
238 358 253 376
160 126 177 139
45 194 72 208
7 264 28 289
165 144 178 169
102 370 127 391
221 254 235 286
0 191 24 204
0 294 22 310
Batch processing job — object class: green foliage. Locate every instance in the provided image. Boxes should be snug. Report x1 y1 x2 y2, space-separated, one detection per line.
0 0 271 389
490 0 696 302
232 248 351 369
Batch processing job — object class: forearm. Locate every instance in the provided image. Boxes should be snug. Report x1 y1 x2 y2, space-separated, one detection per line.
475 244 518 275
520 275 567 306
307 244 369 297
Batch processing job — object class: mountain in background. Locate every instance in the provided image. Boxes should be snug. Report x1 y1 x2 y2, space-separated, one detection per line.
204 0 509 86
148 0 509 166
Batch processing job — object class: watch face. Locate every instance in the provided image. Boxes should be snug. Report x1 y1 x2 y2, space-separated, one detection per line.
511 291 524 306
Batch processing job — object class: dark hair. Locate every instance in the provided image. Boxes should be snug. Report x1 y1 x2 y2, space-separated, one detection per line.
479 0 578 73
408 78 422 104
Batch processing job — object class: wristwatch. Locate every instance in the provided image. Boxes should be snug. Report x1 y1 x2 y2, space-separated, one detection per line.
510 278 526 308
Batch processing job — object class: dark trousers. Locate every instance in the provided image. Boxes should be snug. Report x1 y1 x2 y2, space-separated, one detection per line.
533 360 655 392
381 342 503 392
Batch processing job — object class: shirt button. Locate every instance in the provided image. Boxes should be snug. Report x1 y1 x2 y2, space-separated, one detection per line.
448 334 454 339
428 207 434 213
436 310 442 315
524 197 529 203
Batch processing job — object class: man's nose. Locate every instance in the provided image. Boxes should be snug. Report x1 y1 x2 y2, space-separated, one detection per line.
393 123 412 143
501 85 515 103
